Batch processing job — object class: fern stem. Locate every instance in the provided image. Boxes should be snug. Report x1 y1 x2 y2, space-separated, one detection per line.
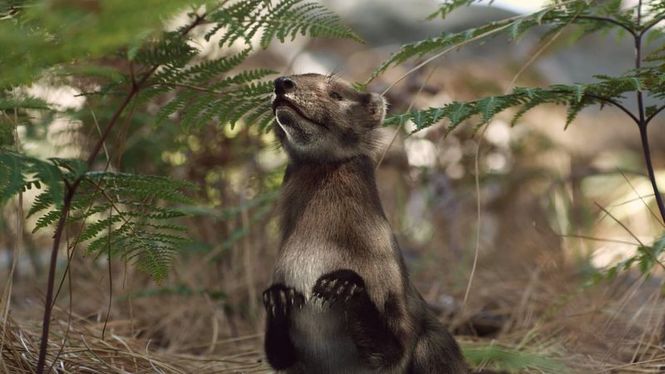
36 84 140 374
34 12 208 374
381 20 515 94
35 180 79 374
645 104 665 125
638 122 665 223
583 93 640 125
633 0 665 223
635 1 645 126
576 15 635 36
639 12 665 37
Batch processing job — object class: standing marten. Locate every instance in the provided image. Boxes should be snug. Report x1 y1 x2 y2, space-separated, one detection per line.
263 73 468 373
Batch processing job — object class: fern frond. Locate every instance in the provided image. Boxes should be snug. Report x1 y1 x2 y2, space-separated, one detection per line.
33 209 63 233
79 215 124 242
367 0 648 83
1 161 193 281
132 33 197 67
206 0 361 48
600 231 665 282
0 95 50 111
366 9 549 83
0 152 27 202
0 152 67 206
155 70 275 129
387 75 646 133
153 49 252 85
70 172 192 281
427 1 487 20
258 0 362 48
27 191 54 218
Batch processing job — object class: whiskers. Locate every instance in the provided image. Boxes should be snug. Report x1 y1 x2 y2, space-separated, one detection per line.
326 64 343 85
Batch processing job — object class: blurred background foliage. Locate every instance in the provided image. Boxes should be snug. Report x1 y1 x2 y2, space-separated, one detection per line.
1 0 665 372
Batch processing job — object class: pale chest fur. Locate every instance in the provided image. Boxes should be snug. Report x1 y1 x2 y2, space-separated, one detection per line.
272 222 405 374
272 220 403 309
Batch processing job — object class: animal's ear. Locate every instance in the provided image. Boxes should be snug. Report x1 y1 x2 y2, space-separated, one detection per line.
366 93 387 127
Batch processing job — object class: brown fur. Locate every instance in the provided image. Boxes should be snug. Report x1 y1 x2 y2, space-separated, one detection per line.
263 74 468 374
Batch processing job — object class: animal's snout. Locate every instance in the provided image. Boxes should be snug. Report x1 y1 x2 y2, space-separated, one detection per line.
274 76 296 95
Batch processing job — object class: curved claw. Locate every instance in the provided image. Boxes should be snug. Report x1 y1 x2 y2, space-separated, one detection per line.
263 284 305 318
312 269 366 308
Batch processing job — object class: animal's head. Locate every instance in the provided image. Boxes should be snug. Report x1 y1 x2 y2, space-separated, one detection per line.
271 73 387 163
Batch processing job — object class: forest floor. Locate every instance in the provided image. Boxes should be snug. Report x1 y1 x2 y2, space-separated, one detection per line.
2 262 664 373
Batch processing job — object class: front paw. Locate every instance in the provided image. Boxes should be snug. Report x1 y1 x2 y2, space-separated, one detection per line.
312 269 366 307
263 284 305 319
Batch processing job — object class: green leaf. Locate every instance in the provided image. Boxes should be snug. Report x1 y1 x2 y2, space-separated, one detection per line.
573 84 585 103
448 102 474 127
0 0 206 86
205 0 361 49
477 96 498 124
427 1 480 20
463 344 567 373
367 0 645 84
565 100 585 129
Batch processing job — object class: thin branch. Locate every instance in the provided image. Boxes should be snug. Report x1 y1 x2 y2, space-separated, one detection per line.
84 85 142 168
634 0 665 223
638 123 665 223
508 19 568 89
618 169 664 227
557 234 640 246
593 204 665 273
583 93 641 125
639 12 665 36
635 1 646 128
160 82 226 95
644 104 665 125
609 193 655 208
576 15 636 36
376 67 437 169
36 181 80 374
378 2 625 93
594 201 644 247
51 183 106 308
45 228 75 374
381 18 517 94
101 209 113 340
463 124 489 307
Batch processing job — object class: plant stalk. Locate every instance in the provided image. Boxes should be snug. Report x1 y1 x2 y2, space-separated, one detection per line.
633 0 665 224
34 12 207 374
34 87 139 373
638 123 665 224
34 181 78 373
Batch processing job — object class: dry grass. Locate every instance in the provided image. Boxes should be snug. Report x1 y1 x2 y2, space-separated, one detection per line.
0 312 269 373
2 263 664 373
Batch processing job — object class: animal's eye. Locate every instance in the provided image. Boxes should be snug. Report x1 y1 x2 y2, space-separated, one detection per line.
330 91 343 101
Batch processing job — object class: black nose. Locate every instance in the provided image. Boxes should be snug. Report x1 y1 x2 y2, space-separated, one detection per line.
274 76 295 95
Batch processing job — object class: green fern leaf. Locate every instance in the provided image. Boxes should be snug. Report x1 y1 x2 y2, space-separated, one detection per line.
0 152 27 203
79 215 123 242
565 100 586 129
206 0 360 49
448 102 475 128
27 191 54 218
477 96 498 124
33 209 62 232
427 0 480 20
